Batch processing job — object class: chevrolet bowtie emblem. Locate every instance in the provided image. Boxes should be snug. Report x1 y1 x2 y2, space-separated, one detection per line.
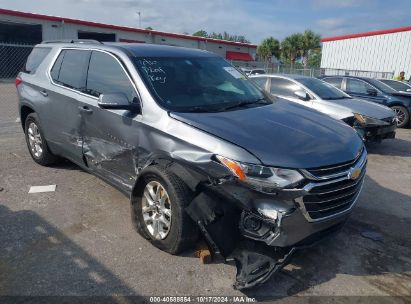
349 168 362 180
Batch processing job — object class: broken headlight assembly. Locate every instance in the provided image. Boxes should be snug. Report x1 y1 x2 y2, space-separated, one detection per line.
353 113 391 126
216 155 304 193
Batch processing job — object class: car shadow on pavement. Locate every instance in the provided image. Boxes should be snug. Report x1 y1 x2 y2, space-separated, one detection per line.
242 175 411 299
366 138 411 157
0 205 138 299
47 159 83 171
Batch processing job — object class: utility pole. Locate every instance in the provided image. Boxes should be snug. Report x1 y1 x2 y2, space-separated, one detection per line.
137 12 141 28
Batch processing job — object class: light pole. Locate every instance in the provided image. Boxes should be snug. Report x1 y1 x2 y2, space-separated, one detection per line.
137 11 141 28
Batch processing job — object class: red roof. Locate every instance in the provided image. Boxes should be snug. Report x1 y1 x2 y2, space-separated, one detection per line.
322 25 411 42
226 51 254 61
0 8 256 48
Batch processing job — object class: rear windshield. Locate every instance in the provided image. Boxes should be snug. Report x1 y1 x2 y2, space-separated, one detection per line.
133 57 265 112
23 47 51 74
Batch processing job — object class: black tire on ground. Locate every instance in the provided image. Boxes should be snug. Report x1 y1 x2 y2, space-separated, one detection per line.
131 165 199 254
24 113 59 166
391 105 410 128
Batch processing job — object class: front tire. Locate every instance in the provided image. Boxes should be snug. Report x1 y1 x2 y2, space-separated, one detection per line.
391 105 409 128
131 166 198 254
24 113 58 166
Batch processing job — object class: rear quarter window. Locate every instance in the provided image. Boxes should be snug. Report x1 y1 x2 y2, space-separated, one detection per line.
23 47 52 74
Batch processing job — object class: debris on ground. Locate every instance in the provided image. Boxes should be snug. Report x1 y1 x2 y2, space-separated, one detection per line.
361 230 384 242
0 187 4 192
28 185 57 194
195 241 212 264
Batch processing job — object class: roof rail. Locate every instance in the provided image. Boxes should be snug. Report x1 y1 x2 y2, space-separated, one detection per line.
42 39 104 44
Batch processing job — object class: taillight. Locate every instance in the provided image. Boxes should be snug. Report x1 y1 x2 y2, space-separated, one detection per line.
15 77 22 87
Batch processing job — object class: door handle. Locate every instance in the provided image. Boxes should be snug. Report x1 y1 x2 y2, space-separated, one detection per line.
79 105 93 114
40 90 48 97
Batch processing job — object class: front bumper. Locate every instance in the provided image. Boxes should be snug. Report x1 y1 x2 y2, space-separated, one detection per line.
355 124 396 142
182 148 367 289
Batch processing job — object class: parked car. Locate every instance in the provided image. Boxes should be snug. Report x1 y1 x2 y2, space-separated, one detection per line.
378 78 411 93
251 74 397 142
321 76 411 128
240 67 266 76
17 41 366 289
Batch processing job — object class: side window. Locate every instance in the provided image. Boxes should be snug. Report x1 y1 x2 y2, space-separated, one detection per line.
24 47 51 74
51 49 90 90
50 50 65 81
346 79 374 94
251 77 268 90
86 51 138 102
270 78 302 98
324 77 343 89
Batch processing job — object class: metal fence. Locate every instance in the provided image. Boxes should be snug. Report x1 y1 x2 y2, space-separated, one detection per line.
320 68 394 79
230 60 395 80
0 43 34 81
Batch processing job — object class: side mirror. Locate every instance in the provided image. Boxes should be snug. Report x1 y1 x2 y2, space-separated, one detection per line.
294 90 310 101
98 93 140 112
366 88 378 96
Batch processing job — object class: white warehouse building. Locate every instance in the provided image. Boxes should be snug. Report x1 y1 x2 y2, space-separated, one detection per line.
321 26 411 79
0 8 257 78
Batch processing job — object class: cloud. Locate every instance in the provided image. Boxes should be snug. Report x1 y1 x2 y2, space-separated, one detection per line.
312 0 374 8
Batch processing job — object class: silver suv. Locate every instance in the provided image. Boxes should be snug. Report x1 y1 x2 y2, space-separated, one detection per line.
17 41 366 289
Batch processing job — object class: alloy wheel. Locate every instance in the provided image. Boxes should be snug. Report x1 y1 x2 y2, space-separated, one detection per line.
27 122 43 158
392 107 406 126
142 181 172 240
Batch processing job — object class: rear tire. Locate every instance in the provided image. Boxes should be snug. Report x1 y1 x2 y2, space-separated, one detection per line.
24 113 58 166
391 105 409 128
131 166 198 254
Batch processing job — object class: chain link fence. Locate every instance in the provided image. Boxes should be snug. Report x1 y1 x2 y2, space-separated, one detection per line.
230 60 395 80
0 43 34 120
0 43 34 81
320 68 394 79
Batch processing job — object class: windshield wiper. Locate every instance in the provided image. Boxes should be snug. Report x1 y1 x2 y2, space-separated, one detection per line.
219 98 268 111
323 96 347 100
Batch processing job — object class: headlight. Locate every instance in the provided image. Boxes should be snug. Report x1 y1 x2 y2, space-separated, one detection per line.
353 113 390 126
216 155 304 191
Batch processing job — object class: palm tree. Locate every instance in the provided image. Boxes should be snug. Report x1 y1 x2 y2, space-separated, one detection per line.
281 33 303 66
300 30 321 67
257 37 280 64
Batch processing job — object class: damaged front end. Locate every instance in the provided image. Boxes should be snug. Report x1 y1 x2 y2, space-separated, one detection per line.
181 150 366 289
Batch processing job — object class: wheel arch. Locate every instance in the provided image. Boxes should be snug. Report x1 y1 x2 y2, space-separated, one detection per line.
130 158 208 205
20 104 35 130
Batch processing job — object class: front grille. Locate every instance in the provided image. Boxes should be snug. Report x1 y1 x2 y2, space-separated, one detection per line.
298 149 367 222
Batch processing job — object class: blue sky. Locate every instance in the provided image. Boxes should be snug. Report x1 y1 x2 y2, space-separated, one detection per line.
0 0 410 43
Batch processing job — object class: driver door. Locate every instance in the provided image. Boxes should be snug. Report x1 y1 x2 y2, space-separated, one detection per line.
80 50 142 192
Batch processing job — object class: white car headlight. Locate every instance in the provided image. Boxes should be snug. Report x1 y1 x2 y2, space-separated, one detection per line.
216 155 304 191
353 113 391 126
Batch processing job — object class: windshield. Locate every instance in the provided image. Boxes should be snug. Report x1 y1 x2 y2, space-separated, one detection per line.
298 77 350 100
380 80 411 92
367 78 400 94
133 57 267 112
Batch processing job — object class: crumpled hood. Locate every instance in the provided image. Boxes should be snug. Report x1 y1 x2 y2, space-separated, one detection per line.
170 100 363 169
326 98 395 120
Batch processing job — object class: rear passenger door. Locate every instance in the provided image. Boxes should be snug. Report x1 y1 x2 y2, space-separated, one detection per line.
80 50 141 192
48 49 91 163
